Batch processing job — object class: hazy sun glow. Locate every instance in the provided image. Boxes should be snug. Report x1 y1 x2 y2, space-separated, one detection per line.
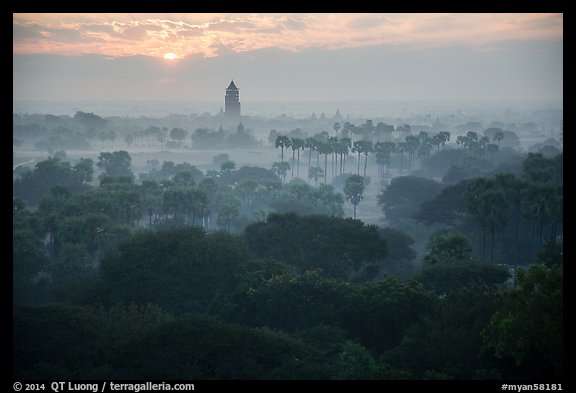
163 53 178 60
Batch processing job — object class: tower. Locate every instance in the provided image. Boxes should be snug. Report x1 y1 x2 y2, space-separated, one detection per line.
225 80 241 119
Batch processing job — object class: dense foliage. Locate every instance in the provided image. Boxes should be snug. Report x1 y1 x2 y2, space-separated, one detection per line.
13 123 562 380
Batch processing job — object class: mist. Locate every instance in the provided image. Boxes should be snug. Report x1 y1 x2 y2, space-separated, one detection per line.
13 12 563 384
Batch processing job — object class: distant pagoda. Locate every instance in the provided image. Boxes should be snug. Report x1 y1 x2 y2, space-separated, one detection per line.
225 80 241 119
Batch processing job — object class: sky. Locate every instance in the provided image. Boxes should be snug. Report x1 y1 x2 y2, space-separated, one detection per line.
13 13 563 102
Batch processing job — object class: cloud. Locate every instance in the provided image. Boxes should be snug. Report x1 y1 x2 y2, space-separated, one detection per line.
13 13 563 59
13 23 45 40
207 20 257 32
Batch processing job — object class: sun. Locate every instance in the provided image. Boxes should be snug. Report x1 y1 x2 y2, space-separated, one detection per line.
163 53 178 60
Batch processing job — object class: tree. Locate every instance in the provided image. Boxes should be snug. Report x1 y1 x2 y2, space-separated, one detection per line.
493 130 504 148
272 161 290 183
13 157 92 206
169 128 188 147
415 180 472 228
74 158 94 184
438 131 451 150
304 137 318 182
537 237 562 268
352 140 372 177
464 178 510 262
522 153 563 184
215 194 242 231
139 180 162 225
98 229 248 314
424 232 474 265
244 213 388 279
384 287 504 379
396 141 406 176
481 264 562 379
308 166 324 187
316 141 332 184
404 135 420 174
416 260 509 294
290 137 305 179
328 136 339 180
74 111 107 128
338 137 351 175
275 135 291 162
335 342 377 379
333 122 341 136
344 174 364 219
378 176 445 225
97 151 133 179
220 160 236 174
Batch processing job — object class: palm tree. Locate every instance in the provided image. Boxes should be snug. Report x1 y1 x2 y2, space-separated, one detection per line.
382 141 395 181
417 132 432 169
291 138 305 179
340 137 351 174
317 141 332 184
275 135 291 162
494 173 526 265
374 142 385 190
362 140 373 178
439 131 451 150
272 161 291 183
305 137 317 182
523 183 559 250
352 140 373 177
396 141 406 177
333 122 341 136
344 174 365 219
404 135 420 174
352 142 361 175
308 166 324 187
360 120 375 140
341 121 353 139
481 190 509 263
328 136 339 180
493 130 504 148
456 135 468 149
464 178 492 262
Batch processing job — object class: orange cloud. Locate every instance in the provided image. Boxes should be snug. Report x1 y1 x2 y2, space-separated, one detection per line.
13 13 563 58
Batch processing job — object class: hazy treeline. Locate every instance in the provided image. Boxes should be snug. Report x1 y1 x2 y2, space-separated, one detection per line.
13 108 562 155
13 108 562 380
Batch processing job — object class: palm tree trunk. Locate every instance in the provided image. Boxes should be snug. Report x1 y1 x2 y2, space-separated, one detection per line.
324 154 328 184
334 153 338 179
357 152 361 175
363 154 368 177
297 149 300 178
292 151 295 179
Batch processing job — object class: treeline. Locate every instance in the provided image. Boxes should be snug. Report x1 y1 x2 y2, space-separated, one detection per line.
270 124 535 190
384 153 563 264
13 152 348 292
13 216 562 379
13 149 563 380
13 111 261 153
